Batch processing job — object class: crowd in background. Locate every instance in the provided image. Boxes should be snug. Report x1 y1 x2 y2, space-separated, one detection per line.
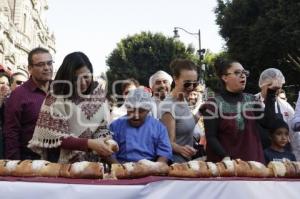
0 47 300 167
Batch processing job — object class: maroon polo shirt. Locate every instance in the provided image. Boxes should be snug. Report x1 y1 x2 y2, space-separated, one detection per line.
4 78 47 160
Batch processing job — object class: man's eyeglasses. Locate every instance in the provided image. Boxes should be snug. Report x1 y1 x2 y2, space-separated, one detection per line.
32 60 54 67
225 70 250 77
15 80 25 85
183 81 199 88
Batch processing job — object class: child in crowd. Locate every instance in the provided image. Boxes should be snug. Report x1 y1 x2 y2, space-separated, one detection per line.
264 119 296 164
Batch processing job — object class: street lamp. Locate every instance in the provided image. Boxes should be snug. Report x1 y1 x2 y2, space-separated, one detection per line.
173 27 206 62
173 27 206 83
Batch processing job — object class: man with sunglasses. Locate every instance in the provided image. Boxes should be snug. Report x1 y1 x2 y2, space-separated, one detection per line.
10 72 28 91
4 47 53 160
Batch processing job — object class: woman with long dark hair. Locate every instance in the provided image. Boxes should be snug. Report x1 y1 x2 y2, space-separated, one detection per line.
200 58 279 163
28 52 113 163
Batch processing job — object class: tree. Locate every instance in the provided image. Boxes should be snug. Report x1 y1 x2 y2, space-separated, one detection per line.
106 31 197 96
215 0 300 97
203 50 229 92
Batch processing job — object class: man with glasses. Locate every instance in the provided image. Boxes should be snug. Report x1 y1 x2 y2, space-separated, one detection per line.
4 47 53 160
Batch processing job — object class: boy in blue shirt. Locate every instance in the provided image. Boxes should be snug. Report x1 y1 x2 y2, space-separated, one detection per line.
264 119 296 164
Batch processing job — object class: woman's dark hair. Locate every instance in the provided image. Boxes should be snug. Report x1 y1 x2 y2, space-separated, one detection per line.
53 52 94 98
214 58 239 79
169 58 197 79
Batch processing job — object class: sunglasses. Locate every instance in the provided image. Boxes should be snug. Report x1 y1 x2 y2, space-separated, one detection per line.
15 80 24 85
183 81 199 88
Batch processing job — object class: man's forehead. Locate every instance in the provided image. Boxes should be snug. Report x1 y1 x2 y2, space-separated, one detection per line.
32 53 52 61
155 78 168 82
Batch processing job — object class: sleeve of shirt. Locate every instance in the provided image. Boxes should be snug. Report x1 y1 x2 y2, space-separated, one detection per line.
291 91 300 131
263 149 271 165
290 152 297 161
199 100 228 158
109 121 116 134
155 123 173 161
60 137 88 151
256 89 277 129
159 100 176 119
3 91 22 159
109 121 118 159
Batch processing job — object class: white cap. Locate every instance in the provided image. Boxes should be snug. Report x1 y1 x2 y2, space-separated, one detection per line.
149 70 173 89
258 68 285 88
124 87 153 110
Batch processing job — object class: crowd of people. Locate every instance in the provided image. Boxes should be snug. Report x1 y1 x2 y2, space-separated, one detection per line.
0 47 300 167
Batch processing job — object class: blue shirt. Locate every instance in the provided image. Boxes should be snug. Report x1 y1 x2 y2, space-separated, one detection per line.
264 148 296 164
109 115 172 163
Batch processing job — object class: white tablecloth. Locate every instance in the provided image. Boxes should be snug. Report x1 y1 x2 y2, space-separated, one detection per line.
0 178 299 199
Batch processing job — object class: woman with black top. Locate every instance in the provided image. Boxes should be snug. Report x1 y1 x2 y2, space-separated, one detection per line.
200 58 279 163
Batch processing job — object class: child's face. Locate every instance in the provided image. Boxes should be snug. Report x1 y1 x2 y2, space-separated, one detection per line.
272 127 289 148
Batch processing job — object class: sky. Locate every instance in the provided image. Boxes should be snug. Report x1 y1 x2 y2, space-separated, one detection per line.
46 0 225 75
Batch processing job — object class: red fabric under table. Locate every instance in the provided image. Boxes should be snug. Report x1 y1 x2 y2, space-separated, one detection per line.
0 176 299 185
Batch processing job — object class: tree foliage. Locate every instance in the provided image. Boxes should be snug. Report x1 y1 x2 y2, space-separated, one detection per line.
106 31 197 95
215 0 300 97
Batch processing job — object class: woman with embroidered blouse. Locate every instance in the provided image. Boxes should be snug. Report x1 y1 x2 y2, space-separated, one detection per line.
28 52 113 163
200 58 279 163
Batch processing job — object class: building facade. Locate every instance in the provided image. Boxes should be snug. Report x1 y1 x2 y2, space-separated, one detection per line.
0 0 55 74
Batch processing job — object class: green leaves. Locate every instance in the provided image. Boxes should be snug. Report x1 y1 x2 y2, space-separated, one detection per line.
106 31 197 95
215 0 300 99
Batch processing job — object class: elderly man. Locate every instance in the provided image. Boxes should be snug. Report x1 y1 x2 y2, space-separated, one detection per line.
4 47 53 160
148 70 172 118
109 87 172 163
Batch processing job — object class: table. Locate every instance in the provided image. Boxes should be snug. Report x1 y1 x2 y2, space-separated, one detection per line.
0 176 299 199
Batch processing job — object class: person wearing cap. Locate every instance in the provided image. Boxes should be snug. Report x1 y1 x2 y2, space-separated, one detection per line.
255 68 299 159
264 119 296 164
109 87 172 163
255 68 294 122
149 70 172 118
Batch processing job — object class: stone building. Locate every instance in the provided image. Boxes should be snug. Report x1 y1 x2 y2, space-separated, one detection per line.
0 0 55 74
